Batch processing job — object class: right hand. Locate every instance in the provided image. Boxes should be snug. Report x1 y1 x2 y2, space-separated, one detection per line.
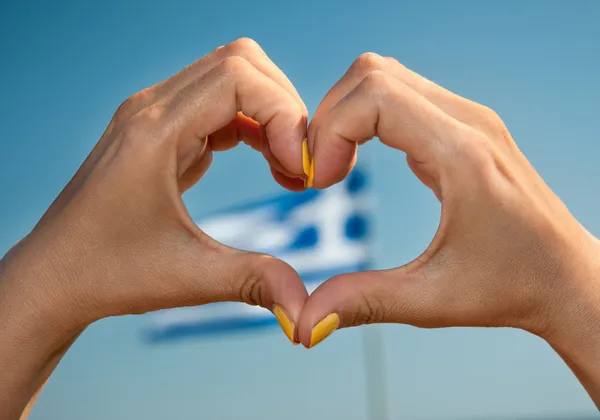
298 53 600 356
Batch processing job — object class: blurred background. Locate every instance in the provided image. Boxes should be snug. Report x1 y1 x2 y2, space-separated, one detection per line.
2 0 600 419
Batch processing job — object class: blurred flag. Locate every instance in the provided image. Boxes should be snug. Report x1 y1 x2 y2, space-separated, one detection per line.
145 165 372 343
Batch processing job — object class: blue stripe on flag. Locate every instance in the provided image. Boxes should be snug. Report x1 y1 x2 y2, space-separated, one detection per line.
144 263 369 343
146 314 279 343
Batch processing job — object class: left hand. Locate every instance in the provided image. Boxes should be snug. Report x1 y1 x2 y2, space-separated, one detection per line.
0 38 310 419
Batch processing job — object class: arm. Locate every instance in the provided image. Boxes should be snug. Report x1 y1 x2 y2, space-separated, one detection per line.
0 38 309 418
295 52 600 408
0 242 80 420
545 235 600 407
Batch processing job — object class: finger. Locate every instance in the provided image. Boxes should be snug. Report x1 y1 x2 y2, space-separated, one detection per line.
154 39 308 176
116 38 306 126
208 112 261 152
406 155 441 199
48 40 306 224
142 57 309 343
210 115 304 183
312 53 495 139
176 243 309 345
310 53 390 122
144 55 306 178
259 126 298 178
235 112 262 151
152 38 305 112
309 70 464 188
297 268 438 348
270 166 305 192
206 113 305 192
382 58 504 137
179 147 213 193
118 38 307 181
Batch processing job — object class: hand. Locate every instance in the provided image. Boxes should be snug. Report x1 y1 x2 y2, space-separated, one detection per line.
297 53 600 359
0 38 309 418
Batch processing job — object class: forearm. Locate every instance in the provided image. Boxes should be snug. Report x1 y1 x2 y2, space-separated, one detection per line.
554 347 600 409
548 310 600 408
0 244 83 419
541 236 600 408
16 331 84 420
0 303 70 419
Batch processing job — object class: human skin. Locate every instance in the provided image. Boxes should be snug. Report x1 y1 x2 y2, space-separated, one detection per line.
0 38 310 419
297 52 600 408
2 41 600 419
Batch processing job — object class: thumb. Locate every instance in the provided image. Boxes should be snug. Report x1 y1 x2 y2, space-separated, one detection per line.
173 238 309 345
297 267 439 348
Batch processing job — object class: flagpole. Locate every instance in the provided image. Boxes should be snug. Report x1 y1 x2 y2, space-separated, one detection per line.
361 148 389 420
362 326 388 420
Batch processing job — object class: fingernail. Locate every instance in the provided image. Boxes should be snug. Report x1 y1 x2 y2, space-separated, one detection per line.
302 138 311 177
309 313 339 348
306 158 315 189
273 305 297 345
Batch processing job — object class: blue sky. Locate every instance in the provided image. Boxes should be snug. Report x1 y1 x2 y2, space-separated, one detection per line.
2 0 600 419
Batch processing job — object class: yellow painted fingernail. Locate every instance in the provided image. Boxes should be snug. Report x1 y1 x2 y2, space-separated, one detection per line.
309 313 339 348
273 305 296 344
302 138 311 177
306 158 315 188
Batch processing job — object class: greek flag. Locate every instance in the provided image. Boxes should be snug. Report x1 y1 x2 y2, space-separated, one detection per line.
146 165 371 342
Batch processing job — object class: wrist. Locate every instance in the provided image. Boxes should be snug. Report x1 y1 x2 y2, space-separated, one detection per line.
535 233 600 363
0 237 85 349
0 241 85 417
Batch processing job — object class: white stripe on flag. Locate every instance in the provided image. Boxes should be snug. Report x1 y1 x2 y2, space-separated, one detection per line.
145 165 371 342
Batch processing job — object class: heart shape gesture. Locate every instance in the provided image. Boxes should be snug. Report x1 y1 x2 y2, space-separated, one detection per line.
2 39 600 418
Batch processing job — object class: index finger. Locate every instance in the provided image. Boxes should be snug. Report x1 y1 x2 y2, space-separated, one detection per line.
309 70 463 188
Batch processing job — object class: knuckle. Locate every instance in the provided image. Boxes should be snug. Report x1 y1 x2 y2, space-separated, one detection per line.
219 55 251 75
238 253 275 309
479 105 506 130
457 132 497 174
120 113 146 141
115 95 137 118
112 89 154 128
360 69 392 98
362 69 389 86
353 290 385 326
384 55 401 67
120 103 168 146
475 105 511 141
114 93 141 122
352 52 387 74
227 37 263 57
239 273 265 307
